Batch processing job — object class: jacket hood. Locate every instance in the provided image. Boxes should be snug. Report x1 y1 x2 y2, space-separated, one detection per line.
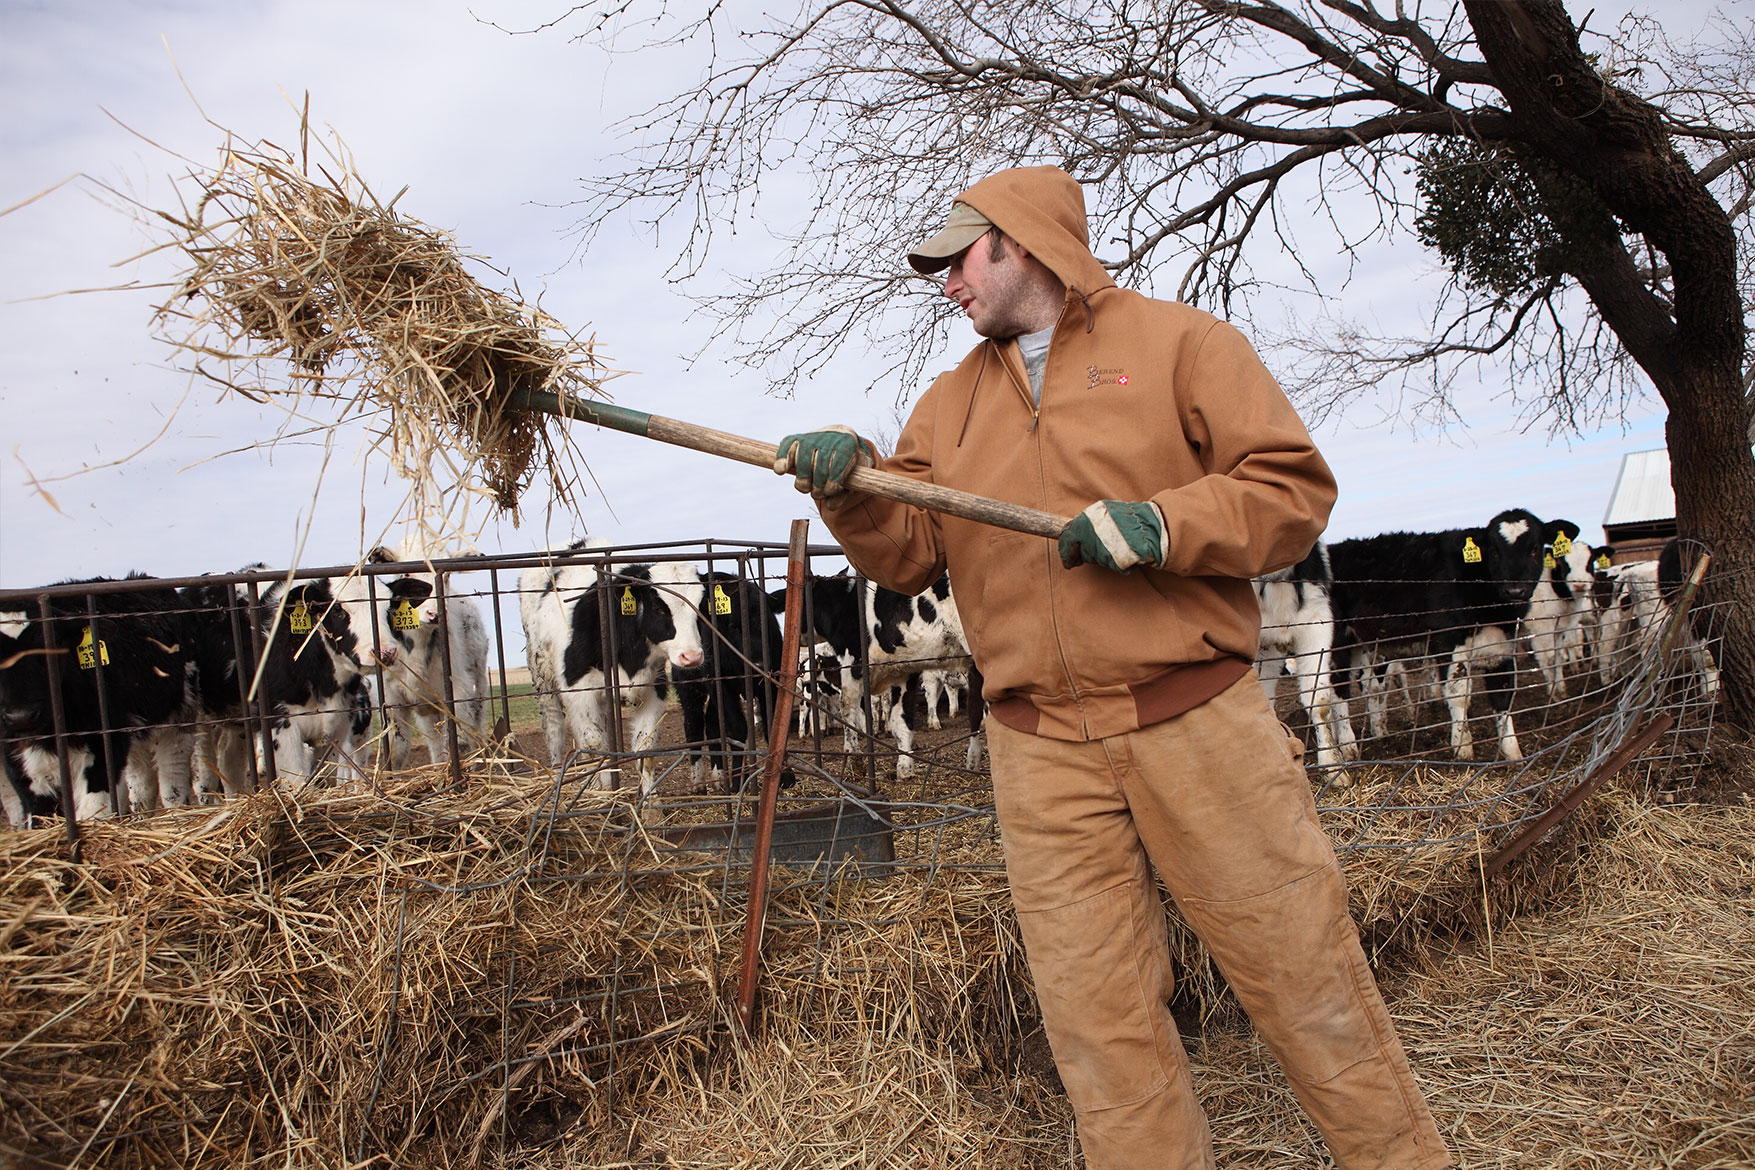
955 167 1116 299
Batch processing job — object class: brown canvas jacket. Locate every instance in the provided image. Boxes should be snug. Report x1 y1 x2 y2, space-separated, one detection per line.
821 167 1337 741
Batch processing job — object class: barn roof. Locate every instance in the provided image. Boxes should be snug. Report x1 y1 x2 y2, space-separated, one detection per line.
1603 448 1674 527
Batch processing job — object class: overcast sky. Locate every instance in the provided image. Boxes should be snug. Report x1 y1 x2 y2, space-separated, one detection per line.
2 0 1727 627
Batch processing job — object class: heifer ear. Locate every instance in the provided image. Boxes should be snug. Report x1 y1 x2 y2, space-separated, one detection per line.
389 577 434 604
766 587 788 614
367 546 397 565
1544 519 1580 544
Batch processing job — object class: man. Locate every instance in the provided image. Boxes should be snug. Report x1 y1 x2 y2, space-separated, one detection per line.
772 165 1450 1170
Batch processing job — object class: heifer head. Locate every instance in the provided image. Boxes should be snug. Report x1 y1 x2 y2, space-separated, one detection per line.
379 576 437 662
1541 519 1589 600
0 608 47 731
280 581 363 680
634 562 706 670
1587 542 1619 605
1461 508 1546 603
802 571 861 658
368 545 443 651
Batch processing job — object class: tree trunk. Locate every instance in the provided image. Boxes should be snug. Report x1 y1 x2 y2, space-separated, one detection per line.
1666 373 1755 728
1467 0 1755 727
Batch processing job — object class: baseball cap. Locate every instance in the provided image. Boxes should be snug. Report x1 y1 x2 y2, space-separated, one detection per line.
907 202 994 274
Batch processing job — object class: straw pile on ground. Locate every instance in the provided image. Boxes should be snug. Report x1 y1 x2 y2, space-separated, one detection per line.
3 749 1749 1168
866 741 1627 1025
145 123 612 522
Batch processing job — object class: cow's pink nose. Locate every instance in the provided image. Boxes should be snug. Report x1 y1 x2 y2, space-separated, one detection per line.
674 649 704 669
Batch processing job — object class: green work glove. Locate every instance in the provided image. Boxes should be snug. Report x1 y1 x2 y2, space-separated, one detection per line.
773 425 873 502
1058 500 1168 572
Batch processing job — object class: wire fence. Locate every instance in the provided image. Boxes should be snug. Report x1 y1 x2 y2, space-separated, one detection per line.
0 538 1735 1149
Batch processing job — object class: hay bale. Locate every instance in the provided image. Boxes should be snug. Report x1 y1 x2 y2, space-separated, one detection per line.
0 765 1040 1167
0 770 723 1167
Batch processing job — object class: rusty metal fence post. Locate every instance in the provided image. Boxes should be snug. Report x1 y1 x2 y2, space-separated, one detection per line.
735 519 810 1037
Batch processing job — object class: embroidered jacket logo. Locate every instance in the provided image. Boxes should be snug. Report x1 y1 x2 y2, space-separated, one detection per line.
1086 364 1129 389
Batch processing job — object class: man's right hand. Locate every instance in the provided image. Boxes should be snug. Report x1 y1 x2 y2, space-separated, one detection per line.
773 426 872 501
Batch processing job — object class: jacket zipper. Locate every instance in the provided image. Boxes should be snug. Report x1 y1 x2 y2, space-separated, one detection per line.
1023 301 1088 731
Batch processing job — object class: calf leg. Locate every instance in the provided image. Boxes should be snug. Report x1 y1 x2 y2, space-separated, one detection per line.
192 724 225 802
922 670 945 731
0 759 25 828
839 680 867 755
1442 654 1476 761
1290 651 1356 773
194 723 252 798
268 724 316 785
1528 619 1566 699
151 725 195 808
537 687 569 767
715 683 754 793
624 685 670 797
124 736 162 812
1254 652 1287 707
890 683 918 779
1449 627 1523 761
22 743 105 821
678 680 713 789
1360 656 1393 740
560 673 613 777
1483 658 1522 761
964 665 987 772
414 705 447 765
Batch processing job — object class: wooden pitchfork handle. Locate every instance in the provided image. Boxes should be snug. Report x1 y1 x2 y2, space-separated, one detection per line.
511 387 1072 540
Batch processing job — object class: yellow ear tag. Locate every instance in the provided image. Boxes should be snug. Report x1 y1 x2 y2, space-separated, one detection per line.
713 584 732 615
289 602 313 633
1596 553 1611 570
76 625 110 670
1551 532 1573 557
620 586 637 616
390 599 420 630
1461 536 1482 564
1544 553 1557 569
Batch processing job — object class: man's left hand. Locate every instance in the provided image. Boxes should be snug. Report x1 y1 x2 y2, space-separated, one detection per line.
1058 500 1168 572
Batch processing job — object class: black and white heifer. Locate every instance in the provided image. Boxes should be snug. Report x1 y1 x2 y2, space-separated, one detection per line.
794 641 850 740
669 570 799 792
0 576 193 823
253 578 371 784
519 542 705 795
177 572 371 795
1329 508 1548 761
792 571 977 778
1522 520 1597 699
351 545 493 769
1253 541 1357 771
1594 539 1721 700
180 574 260 801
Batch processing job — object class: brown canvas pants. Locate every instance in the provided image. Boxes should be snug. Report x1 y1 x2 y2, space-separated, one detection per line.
986 675 1450 1170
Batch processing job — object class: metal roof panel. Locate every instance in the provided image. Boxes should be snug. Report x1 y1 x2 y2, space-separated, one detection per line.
1603 449 1674 526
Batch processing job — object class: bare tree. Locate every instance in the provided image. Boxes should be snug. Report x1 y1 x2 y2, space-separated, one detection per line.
551 0 1755 726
